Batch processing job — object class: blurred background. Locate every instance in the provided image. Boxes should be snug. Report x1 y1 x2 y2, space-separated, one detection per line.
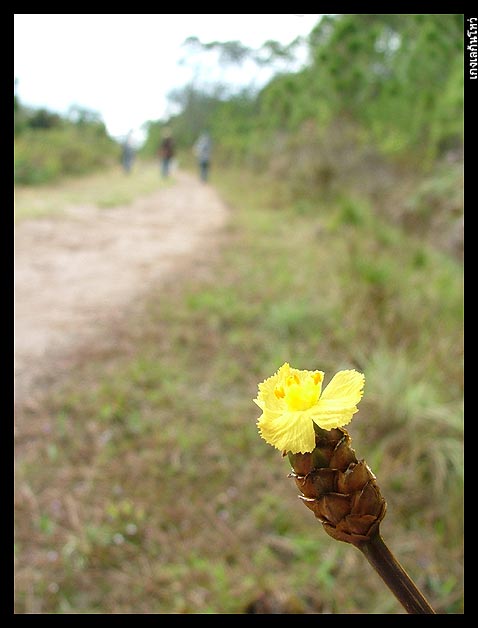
14 14 463 613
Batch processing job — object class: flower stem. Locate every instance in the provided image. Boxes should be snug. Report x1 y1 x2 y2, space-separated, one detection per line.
358 533 436 614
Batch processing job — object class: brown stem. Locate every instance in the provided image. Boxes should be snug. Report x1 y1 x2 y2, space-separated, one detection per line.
358 533 436 614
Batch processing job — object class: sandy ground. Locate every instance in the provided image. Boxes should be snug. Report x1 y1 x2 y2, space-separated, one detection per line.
14 170 229 410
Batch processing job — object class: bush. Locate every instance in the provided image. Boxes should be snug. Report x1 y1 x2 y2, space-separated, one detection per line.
14 127 118 185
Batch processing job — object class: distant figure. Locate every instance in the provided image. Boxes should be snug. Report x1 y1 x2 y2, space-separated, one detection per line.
194 131 212 182
159 128 175 178
121 131 135 174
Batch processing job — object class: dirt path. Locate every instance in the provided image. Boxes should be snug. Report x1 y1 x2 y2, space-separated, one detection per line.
14 170 229 408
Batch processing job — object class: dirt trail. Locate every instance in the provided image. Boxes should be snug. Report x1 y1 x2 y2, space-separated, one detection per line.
14 170 228 408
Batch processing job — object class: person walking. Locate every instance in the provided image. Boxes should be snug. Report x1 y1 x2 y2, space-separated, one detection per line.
194 131 212 182
121 131 135 174
159 128 175 178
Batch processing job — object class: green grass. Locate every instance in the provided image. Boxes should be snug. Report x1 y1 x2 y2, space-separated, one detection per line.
14 164 463 614
14 159 167 222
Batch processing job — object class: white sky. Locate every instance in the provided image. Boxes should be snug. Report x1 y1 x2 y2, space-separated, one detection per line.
14 14 322 143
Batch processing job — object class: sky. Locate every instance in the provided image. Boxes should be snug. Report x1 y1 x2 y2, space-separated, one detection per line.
14 14 322 144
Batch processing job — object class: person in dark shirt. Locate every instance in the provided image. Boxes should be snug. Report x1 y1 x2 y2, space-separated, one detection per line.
159 128 175 178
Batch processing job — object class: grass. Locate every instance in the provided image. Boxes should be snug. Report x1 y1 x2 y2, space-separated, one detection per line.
14 159 168 222
14 162 463 614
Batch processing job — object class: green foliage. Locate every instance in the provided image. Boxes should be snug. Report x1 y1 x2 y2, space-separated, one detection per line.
142 86 222 156
304 14 464 164
27 108 64 130
14 126 118 185
147 14 463 175
14 95 119 185
402 161 464 227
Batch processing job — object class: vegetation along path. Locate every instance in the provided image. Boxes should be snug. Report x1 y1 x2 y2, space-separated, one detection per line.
14 169 228 412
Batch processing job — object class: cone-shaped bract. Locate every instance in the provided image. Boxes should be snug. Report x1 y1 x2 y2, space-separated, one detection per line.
289 426 386 547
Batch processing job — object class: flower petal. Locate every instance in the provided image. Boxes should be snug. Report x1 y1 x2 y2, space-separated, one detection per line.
320 369 365 404
257 410 316 453
311 370 365 429
254 363 290 410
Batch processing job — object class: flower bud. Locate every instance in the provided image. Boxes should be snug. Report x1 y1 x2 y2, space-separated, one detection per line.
289 426 386 547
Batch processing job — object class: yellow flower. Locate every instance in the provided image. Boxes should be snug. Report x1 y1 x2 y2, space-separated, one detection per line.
254 363 365 454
